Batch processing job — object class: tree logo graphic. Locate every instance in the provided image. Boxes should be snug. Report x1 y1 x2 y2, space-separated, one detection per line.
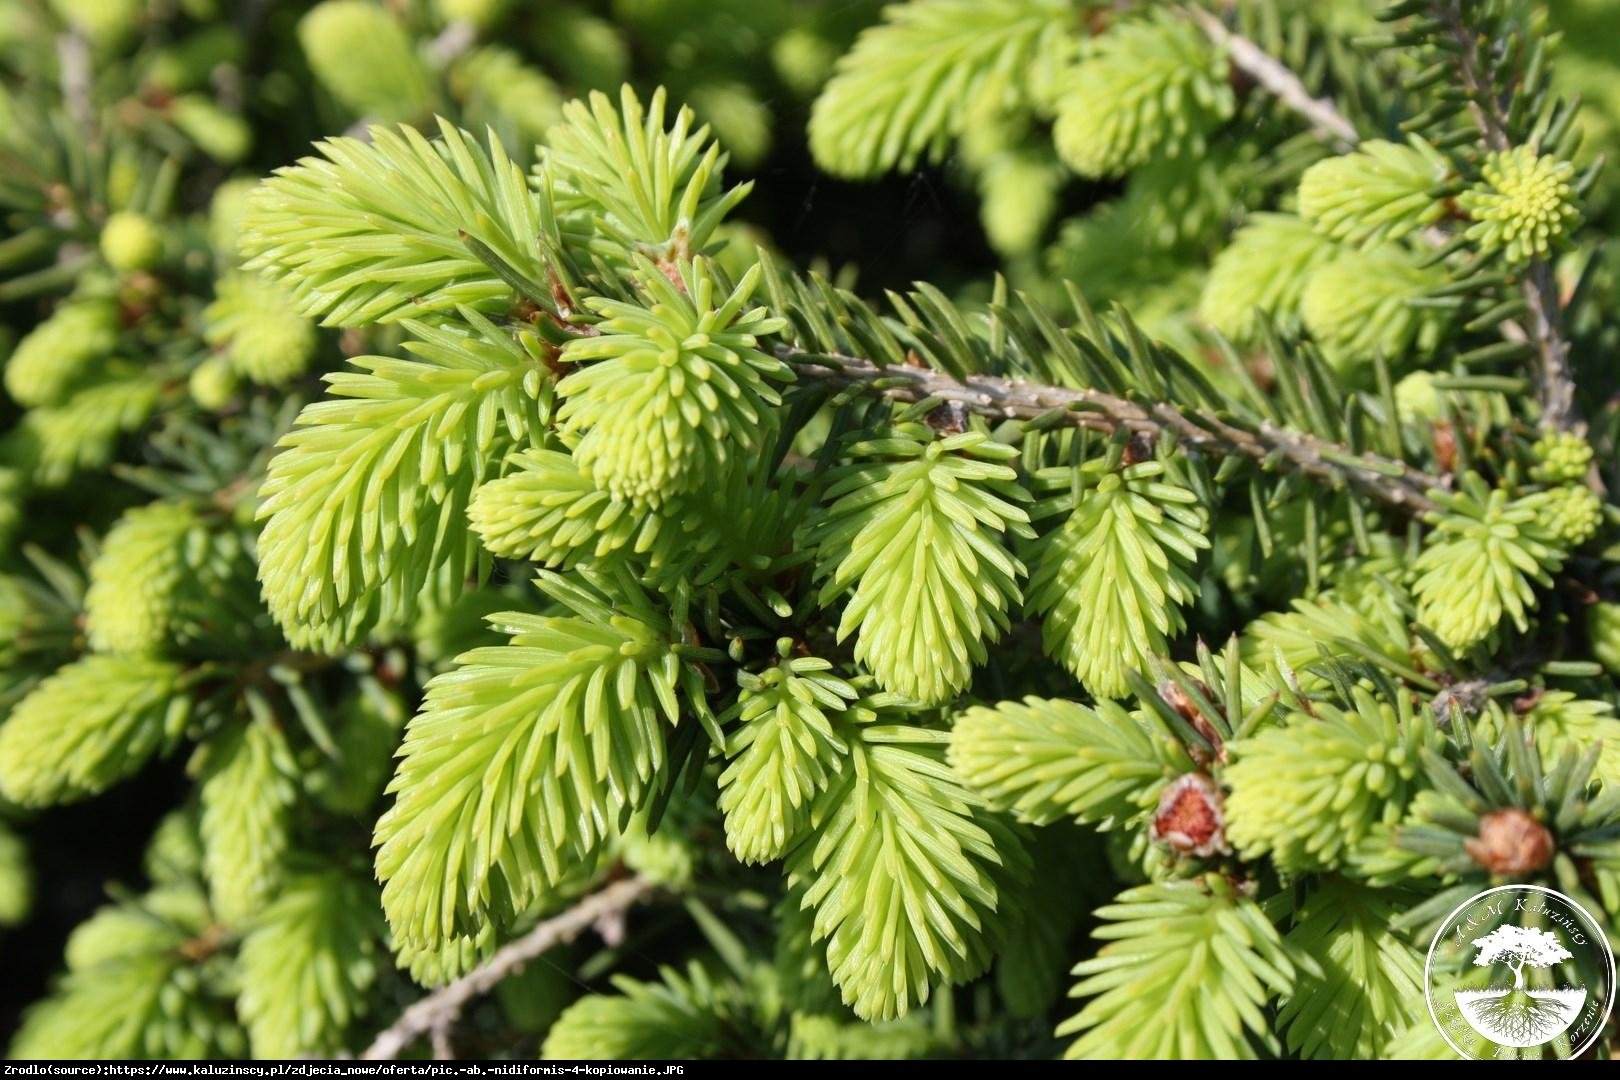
1425 885 1616 1060
1457 924 1582 1045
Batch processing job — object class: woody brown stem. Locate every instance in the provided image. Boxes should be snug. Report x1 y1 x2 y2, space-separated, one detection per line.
361 875 656 1061
1185 6 1360 151
1193 2 1581 436
1434 0 1582 435
779 346 1443 514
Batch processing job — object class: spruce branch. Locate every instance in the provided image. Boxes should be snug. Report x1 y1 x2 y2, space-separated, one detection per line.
1197 1 1580 435
777 345 1442 514
1434 0 1580 435
360 875 657 1061
1436 1 1511 155
1184 5 1359 151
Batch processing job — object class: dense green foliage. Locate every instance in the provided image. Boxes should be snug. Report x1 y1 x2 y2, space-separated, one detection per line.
4 0 1620 1064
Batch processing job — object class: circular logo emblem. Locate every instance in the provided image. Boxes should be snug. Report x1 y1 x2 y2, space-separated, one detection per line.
1425 884 1615 1060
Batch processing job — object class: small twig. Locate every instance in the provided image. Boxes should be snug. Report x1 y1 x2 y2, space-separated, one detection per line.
780 346 1443 514
1186 6 1360 151
1436 0 1580 435
360 876 657 1061
1439 0 1512 154
1519 262 1579 434
429 1023 455 1061
426 20 478 69
55 32 94 138
1196 2 1582 436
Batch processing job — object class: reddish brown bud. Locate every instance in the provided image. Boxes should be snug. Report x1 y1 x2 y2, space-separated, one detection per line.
1120 432 1155 466
1151 773 1230 858
538 341 566 379
1464 808 1555 877
549 274 574 315
1513 687 1546 715
1157 679 1226 765
1432 421 1458 474
179 924 226 962
924 400 970 434
654 256 687 291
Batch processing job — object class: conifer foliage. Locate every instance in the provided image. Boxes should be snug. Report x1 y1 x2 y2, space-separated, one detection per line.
4 0 1620 1065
